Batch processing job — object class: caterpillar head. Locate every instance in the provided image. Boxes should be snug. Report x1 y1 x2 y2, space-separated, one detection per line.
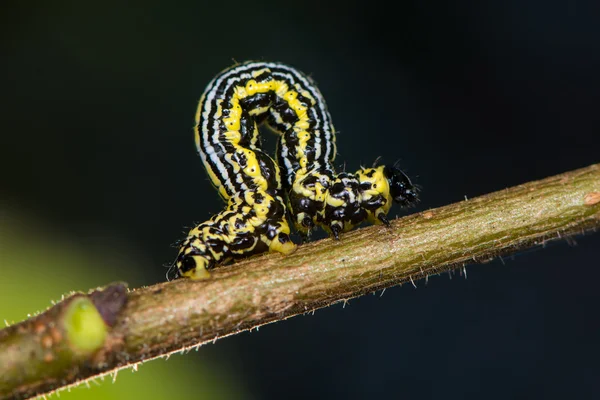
383 164 419 207
356 164 419 225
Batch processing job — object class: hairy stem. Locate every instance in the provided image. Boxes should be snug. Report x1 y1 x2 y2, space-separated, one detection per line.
1 163 599 400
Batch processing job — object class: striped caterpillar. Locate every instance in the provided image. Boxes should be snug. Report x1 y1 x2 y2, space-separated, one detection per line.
175 62 418 279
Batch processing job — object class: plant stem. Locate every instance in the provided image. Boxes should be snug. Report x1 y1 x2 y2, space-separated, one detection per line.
1 163 599 400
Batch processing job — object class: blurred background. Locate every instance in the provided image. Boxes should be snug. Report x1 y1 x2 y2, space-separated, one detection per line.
1 0 599 399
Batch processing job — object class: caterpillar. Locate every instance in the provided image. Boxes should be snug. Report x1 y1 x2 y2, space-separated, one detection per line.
175 61 419 279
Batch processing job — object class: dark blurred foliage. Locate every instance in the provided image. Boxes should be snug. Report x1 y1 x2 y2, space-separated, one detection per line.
1 0 599 399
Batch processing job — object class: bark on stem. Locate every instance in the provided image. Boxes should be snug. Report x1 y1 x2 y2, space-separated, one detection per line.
1 163 600 400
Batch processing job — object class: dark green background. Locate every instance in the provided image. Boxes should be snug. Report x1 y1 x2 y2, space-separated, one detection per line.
2 1 599 399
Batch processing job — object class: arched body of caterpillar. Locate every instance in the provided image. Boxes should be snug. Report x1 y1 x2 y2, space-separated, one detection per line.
174 61 419 279
175 62 297 279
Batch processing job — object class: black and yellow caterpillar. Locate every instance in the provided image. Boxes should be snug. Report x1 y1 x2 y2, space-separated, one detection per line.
175 61 419 279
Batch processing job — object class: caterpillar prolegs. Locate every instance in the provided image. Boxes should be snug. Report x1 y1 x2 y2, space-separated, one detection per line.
175 62 419 279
